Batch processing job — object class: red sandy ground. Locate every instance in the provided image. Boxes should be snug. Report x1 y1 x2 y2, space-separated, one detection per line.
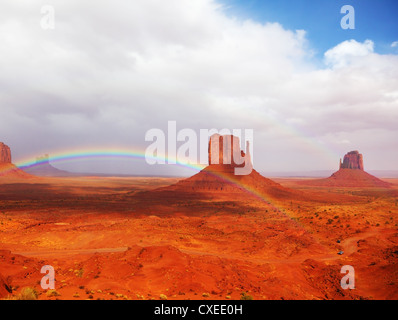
0 173 397 300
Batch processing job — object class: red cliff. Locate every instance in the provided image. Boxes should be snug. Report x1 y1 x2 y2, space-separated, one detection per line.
207 134 253 175
340 151 364 170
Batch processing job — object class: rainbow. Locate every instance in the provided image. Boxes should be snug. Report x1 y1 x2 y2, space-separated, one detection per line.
8 146 305 228
15 147 206 173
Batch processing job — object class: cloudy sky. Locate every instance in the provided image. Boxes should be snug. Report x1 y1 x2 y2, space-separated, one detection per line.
0 0 397 175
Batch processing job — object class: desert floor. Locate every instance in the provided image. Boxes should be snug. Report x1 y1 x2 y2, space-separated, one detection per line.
0 176 397 300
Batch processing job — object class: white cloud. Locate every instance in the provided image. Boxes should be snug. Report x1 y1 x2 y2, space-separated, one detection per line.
0 0 397 172
392 41 398 48
324 39 374 68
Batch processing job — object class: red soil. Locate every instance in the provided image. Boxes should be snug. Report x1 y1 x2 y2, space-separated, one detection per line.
0 272 11 297
0 175 397 300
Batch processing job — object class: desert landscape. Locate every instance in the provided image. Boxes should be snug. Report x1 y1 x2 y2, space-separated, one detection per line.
1 0 397 308
0 138 397 301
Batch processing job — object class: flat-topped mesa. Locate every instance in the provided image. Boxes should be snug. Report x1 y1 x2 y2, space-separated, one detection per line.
0 142 11 164
339 150 364 170
208 134 253 175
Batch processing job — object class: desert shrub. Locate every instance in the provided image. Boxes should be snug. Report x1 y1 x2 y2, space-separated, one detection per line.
75 268 84 278
20 287 39 300
5 287 38 300
240 292 253 300
46 290 61 297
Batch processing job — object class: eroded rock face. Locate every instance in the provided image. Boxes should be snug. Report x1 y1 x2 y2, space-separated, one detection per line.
340 151 364 170
0 143 11 164
208 134 252 175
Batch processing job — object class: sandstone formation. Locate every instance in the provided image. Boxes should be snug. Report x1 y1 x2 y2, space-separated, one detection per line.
147 134 299 200
301 150 391 188
0 142 11 164
208 134 253 175
208 135 252 166
340 151 364 170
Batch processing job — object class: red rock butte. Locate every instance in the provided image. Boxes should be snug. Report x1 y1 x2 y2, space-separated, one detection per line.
207 134 253 175
150 134 299 200
301 150 391 188
340 151 364 170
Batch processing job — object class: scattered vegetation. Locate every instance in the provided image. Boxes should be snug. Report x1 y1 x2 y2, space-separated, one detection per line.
5 287 38 300
159 294 168 300
46 290 61 297
240 292 253 300
75 268 84 278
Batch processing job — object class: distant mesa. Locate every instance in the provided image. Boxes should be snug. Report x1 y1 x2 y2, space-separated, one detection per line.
19 154 72 177
0 142 33 178
148 134 299 200
302 150 391 188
